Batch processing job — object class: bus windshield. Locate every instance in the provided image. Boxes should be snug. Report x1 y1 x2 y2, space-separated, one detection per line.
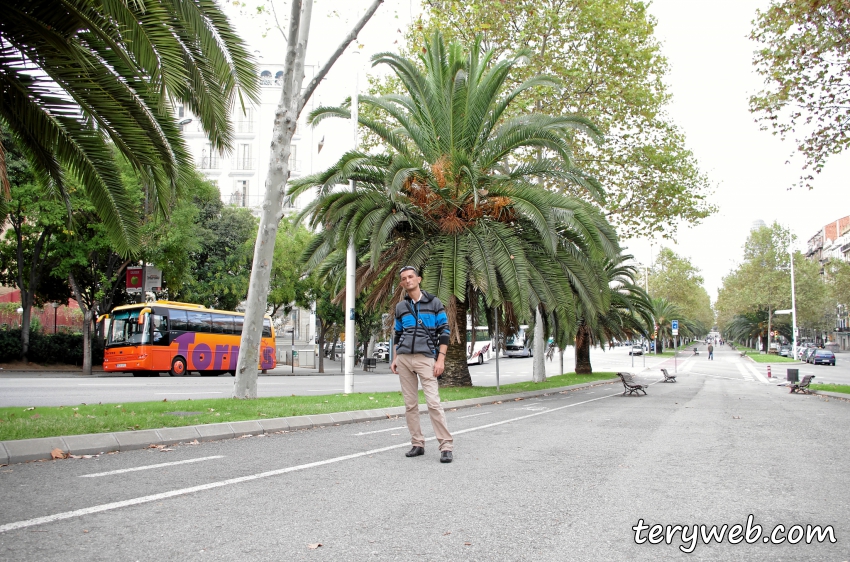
107 309 150 346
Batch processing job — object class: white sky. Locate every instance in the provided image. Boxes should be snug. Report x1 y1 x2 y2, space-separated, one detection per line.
224 0 848 300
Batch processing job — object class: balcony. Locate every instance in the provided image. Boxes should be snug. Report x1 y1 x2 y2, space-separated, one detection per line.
200 156 219 170
234 158 255 171
236 121 254 134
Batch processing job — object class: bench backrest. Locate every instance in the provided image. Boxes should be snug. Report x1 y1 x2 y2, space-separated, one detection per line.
661 368 669 375
618 372 638 383
799 374 814 387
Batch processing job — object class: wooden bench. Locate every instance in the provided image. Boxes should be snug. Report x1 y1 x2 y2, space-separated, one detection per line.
739 350 747 358
660 368 677 383
617 372 647 396
789 374 814 394
692 347 699 355
363 357 377 372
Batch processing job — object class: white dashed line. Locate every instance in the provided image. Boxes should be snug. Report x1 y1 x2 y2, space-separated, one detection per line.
353 426 407 436
80 456 225 478
0 390 621 533
458 412 493 419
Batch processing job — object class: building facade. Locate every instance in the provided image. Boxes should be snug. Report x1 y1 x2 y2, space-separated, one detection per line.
804 215 850 350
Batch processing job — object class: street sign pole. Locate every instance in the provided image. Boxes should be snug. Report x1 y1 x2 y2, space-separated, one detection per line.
671 320 679 373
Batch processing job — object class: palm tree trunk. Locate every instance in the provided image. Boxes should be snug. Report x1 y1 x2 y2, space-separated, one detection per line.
532 306 546 382
574 319 592 374
442 300 472 387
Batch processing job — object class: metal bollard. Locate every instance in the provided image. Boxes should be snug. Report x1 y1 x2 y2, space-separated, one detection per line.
767 365 772 378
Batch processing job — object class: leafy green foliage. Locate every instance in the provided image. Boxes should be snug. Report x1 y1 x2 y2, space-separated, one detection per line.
0 0 259 255
268 217 314 316
750 0 850 189
648 247 715 331
382 0 715 238
293 32 620 386
0 329 102 365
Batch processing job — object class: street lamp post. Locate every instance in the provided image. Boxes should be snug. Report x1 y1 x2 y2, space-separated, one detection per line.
51 302 60 334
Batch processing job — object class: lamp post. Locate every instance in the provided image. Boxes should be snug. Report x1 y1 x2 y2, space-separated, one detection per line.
16 307 23 329
51 302 60 334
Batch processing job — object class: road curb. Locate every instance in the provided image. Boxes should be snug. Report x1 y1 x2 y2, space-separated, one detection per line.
810 390 850 402
0 378 618 466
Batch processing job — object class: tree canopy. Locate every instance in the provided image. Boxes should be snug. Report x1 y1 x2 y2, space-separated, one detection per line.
750 0 850 189
0 0 259 254
387 0 715 238
293 32 619 386
648 247 714 331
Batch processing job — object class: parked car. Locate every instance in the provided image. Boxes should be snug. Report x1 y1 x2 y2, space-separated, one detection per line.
803 347 818 363
504 328 532 358
779 345 791 357
811 349 836 366
629 345 643 356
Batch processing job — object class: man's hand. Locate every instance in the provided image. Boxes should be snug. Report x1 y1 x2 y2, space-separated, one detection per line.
434 356 445 378
391 358 398 374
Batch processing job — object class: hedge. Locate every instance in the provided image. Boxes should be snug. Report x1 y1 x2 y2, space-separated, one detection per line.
0 329 104 366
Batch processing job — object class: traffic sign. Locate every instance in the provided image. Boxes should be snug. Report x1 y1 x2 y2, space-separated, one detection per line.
671 319 679 336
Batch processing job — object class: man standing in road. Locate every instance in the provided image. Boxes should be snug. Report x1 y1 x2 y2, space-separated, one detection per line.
391 266 454 463
708 343 714 360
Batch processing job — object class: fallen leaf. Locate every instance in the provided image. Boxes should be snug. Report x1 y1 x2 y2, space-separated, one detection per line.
30 414 41 420
162 398 168 402
733 416 741 419
86 415 96 419
307 543 322 549
464 542 472 546
50 448 66 459
187 439 200 445
514 398 524 402
115 405 122 408
160 448 175 452
443 531 451 536
495 401 502 404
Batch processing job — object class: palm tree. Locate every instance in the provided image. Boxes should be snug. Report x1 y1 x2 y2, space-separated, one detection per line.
649 297 694 353
1 0 258 255
291 32 619 386
725 310 790 351
573 255 653 373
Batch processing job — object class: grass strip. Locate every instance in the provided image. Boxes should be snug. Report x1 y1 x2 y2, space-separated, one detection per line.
810 384 850 395
747 354 797 363
0 372 616 441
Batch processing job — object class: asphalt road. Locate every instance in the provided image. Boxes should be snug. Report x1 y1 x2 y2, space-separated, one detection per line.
5 343 827 407
1 345 847 560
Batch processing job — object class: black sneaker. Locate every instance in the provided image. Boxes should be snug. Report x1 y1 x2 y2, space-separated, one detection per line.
405 446 425 457
440 450 453 463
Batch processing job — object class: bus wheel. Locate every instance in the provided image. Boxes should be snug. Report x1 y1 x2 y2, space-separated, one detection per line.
170 357 187 376
478 354 484 365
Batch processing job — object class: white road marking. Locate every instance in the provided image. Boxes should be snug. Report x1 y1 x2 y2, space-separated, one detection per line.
154 392 223 395
80 456 224 478
735 362 755 382
743 362 770 384
0 389 624 534
681 359 694 373
458 412 492 419
353 426 406 436
692 373 747 381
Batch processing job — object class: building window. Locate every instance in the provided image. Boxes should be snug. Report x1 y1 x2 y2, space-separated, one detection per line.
275 71 284 86
201 143 219 169
236 144 253 170
231 180 248 207
289 144 298 172
260 70 272 85
237 107 253 133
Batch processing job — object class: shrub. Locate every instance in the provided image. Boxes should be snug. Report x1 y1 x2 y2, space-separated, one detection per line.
0 330 103 366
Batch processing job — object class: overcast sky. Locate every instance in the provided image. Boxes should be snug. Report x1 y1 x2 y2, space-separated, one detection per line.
225 0 848 300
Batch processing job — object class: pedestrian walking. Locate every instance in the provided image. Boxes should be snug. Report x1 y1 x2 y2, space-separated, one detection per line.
391 266 454 463
708 343 714 360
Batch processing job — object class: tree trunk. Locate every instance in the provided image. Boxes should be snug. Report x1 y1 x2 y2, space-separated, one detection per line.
317 320 327 373
559 347 564 376
532 305 546 382
442 300 472 387
81 308 94 375
233 0 383 398
574 319 592 374
656 336 664 354
19 292 32 359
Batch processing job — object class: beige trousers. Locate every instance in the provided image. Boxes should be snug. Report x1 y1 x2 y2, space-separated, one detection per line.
396 353 453 451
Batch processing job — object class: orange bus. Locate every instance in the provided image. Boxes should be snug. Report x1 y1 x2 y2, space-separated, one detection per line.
101 301 276 377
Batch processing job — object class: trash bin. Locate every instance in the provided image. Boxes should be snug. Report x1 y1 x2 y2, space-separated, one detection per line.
786 368 799 383
292 350 299 368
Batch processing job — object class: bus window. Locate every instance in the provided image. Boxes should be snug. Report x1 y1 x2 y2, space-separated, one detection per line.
211 313 233 334
169 309 188 332
187 311 212 332
262 318 272 338
233 315 244 335
107 309 148 346
151 314 169 345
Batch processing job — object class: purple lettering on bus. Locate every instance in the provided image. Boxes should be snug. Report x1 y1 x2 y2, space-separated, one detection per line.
174 332 195 360
261 346 275 369
214 345 229 370
228 345 240 370
192 343 212 370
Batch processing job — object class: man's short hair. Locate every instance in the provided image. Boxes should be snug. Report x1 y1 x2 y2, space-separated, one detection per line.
399 265 418 277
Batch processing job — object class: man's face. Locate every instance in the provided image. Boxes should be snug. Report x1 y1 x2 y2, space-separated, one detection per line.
399 270 421 291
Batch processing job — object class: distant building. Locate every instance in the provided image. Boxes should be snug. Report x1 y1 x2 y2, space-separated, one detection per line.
178 64 320 215
750 219 766 232
804 215 850 351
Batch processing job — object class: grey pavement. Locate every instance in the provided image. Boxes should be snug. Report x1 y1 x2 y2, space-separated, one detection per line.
0 344 848 560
